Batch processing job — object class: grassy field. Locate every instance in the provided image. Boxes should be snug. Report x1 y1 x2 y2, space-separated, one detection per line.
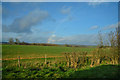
2 45 119 79
2 60 119 79
2 45 95 59
2 57 119 79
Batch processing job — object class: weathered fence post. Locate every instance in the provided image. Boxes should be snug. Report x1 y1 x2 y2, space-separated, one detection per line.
45 54 47 64
18 56 20 67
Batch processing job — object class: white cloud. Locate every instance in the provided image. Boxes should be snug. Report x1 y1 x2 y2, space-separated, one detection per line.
90 25 99 30
51 34 56 37
2 32 49 43
88 0 106 7
88 2 102 6
47 34 56 43
47 34 97 45
60 15 73 24
3 9 49 33
102 23 118 30
2 31 98 45
61 6 72 14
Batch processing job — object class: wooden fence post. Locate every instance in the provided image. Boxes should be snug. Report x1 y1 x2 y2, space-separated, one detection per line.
18 56 20 67
45 54 47 64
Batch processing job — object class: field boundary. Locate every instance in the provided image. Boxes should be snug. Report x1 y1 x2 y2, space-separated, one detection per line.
1 56 64 60
1 55 93 61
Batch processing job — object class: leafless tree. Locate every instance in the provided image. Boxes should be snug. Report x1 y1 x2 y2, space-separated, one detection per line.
9 38 14 45
15 38 20 45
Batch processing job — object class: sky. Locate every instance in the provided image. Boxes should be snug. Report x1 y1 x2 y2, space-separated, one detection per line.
2 2 118 45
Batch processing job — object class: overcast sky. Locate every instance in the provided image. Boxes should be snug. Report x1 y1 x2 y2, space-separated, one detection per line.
2 2 118 45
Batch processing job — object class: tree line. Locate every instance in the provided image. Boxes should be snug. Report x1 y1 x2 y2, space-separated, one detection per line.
8 38 60 46
8 38 90 47
8 27 119 48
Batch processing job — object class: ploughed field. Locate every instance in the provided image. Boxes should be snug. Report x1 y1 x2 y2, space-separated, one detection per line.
2 45 119 79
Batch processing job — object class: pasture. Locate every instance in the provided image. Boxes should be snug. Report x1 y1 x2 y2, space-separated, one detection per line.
2 45 95 59
2 45 119 79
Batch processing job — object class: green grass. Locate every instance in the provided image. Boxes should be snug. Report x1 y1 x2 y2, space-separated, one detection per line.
2 45 95 59
2 60 119 79
2 45 119 79
2 57 65 68
69 64 119 78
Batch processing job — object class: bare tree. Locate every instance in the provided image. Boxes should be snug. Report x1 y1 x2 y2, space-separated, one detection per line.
115 28 119 47
98 31 103 48
108 31 116 47
15 38 20 45
9 38 14 45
